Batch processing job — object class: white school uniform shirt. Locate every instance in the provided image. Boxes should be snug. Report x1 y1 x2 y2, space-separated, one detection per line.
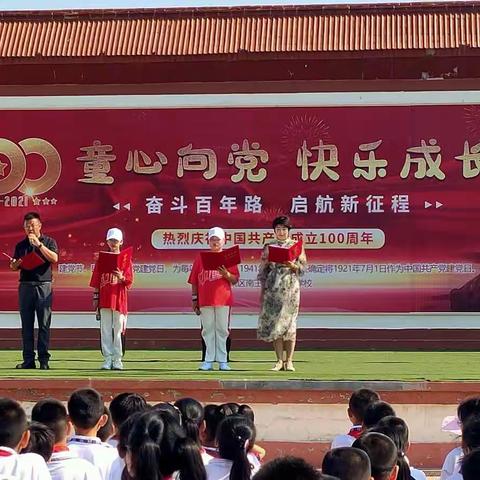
201 449 214 466
0 447 52 480
205 456 260 480
67 435 118 480
330 434 355 449
107 457 124 480
409 464 427 480
106 439 118 449
440 446 463 480
48 449 103 480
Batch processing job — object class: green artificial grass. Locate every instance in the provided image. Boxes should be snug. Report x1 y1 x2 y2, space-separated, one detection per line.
0 350 479 381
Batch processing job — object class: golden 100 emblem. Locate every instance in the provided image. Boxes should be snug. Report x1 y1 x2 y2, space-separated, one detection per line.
0 138 61 196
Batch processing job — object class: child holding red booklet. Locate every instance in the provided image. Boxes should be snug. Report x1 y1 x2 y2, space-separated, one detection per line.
90 228 133 371
188 227 239 371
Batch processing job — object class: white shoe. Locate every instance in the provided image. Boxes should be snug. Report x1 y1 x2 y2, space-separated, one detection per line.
271 360 284 371
285 361 295 372
219 363 231 371
199 362 213 371
101 360 112 370
112 360 123 370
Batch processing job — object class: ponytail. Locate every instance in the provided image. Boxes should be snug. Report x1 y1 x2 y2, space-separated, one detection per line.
127 411 165 480
183 417 201 445
396 452 413 480
131 441 163 480
229 436 252 480
174 398 204 446
177 436 207 480
217 415 256 480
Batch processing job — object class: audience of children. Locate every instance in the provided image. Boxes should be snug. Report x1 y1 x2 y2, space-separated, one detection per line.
1 387 479 480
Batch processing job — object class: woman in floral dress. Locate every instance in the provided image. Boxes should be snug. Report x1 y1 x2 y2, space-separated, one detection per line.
257 216 307 371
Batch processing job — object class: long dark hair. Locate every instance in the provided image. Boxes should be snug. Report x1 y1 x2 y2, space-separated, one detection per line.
128 410 206 480
174 398 204 446
369 416 413 480
217 415 256 480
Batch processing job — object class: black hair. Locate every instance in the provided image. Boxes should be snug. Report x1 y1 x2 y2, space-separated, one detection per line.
174 398 204 446
217 415 256 480
118 412 143 459
203 403 237 445
21 421 55 462
203 404 219 443
272 215 292 230
349 389 381 423
97 405 114 442
363 402 396 429
0 397 28 449
352 432 398 480
238 405 255 424
68 388 105 430
152 402 182 424
369 416 411 480
219 403 240 416
322 447 371 480
458 397 480 424
110 392 148 429
24 212 41 222
461 448 480 480
31 398 69 444
462 416 480 452
253 456 323 480
128 410 206 480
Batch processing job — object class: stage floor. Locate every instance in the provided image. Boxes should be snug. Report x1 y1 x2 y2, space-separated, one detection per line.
0 349 479 381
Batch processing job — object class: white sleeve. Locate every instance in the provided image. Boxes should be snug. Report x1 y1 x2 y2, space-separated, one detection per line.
30 455 53 480
440 448 463 480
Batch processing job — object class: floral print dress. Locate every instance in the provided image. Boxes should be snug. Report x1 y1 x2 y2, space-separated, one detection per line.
257 238 307 342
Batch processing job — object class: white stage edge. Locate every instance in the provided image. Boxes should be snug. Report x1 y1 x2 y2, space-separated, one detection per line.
0 312 478 329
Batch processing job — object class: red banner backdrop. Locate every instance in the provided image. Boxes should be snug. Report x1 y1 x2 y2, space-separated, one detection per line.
1 101 480 313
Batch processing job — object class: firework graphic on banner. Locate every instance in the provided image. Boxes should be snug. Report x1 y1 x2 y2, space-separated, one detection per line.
464 105 480 137
280 114 331 156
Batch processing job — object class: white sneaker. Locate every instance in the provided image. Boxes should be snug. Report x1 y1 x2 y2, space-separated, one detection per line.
112 360 124 370
101 359 112 370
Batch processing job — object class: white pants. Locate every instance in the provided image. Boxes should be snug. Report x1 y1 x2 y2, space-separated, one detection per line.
200 306 230 363
100 308 125 362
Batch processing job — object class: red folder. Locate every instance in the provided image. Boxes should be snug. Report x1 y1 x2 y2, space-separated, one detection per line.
201 245 241 270
97 246 133 274
268 239 303 263
20 251 46 270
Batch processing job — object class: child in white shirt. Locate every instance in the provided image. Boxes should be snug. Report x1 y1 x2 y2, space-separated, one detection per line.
331 388 380 449
205 415 260 480
0 397 52 480
67 389 118 480
31 398 102 480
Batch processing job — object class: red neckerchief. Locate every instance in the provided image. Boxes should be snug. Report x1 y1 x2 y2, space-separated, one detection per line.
348 425 363 438
0 448 13 457
53 445 70 453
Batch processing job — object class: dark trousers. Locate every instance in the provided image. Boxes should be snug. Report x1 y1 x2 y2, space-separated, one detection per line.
18 282 52 363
